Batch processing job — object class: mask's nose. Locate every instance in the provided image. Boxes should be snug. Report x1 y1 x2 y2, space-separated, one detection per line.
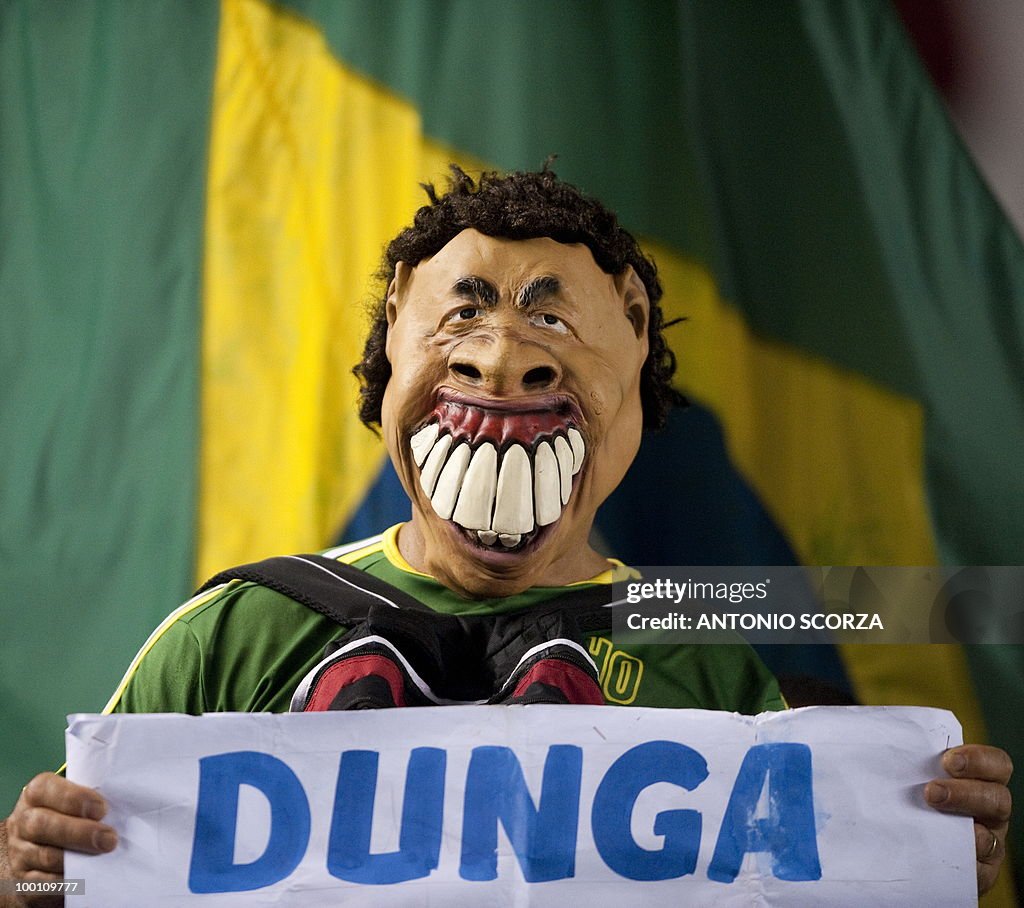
448 335 561 396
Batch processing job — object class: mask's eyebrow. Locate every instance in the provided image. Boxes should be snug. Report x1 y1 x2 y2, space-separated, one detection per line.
516 275 561 310
452 276 498 307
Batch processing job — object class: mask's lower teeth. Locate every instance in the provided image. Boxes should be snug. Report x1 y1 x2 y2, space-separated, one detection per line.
475 529 527 549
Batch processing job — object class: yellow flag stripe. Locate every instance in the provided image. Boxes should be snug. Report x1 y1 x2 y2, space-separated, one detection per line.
198 0 485 582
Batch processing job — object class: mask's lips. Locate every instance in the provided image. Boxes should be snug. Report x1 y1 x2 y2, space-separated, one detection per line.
430 388 584 450
409 389 587 554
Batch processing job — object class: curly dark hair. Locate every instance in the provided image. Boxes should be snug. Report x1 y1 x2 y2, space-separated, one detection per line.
354 163 686 430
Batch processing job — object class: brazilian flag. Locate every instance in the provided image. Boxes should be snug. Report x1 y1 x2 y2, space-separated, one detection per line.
2 2 1021 900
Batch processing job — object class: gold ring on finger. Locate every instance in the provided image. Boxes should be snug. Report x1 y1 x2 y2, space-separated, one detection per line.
984 831 999 860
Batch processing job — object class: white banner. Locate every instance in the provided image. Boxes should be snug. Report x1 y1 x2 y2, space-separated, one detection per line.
65 706 974 907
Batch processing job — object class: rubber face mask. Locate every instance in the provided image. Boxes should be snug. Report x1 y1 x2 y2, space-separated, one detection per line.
381 229 649 599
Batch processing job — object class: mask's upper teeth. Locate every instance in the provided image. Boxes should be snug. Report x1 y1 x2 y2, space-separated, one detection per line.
430 442 471 520
553 436 574 505
419 433 452 497
492 444 535 535
451 442 498 531
567 428 585 475
410 423 439 468
410 421 587 545
534 441 561 527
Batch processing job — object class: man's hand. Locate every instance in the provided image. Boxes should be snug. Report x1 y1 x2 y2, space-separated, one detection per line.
4 773 117 904
924 744 1013 896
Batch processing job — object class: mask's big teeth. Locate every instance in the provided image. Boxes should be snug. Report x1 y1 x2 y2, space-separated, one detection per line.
567 428 586 475
491 444 535 535
419 434 452 496
451 442 498 531
413 413 587 546
430 443 471 520
410 423 439 468
534 441 561 526
553 436 574 505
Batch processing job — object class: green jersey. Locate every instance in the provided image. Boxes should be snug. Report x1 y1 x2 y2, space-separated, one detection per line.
104 526 784 717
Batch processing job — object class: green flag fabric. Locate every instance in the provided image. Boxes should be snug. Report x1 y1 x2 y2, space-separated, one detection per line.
1 0 216 811
1 1 1021 900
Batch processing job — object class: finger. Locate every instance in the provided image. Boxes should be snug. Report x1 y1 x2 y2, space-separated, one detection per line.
978 860 999 898
943 745 1014 785
13 806 118 855
924 778 1012 825
12 841 64 876
974 822 1002 866
21 773 108 821
20 870 63 881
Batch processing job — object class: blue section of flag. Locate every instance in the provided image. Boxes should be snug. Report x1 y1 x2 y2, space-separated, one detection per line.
340 458 411 543
596 405 795 566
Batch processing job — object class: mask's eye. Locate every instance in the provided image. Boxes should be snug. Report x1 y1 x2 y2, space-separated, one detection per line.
529 312 569 333
451 306 481 322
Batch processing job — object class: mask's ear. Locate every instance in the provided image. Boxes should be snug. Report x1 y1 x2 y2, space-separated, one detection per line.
616 265 650 348
384 261 413 362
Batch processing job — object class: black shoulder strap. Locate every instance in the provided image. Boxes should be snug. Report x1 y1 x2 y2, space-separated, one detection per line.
198 553 624 631
198 553 433 626
538 583 623 632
